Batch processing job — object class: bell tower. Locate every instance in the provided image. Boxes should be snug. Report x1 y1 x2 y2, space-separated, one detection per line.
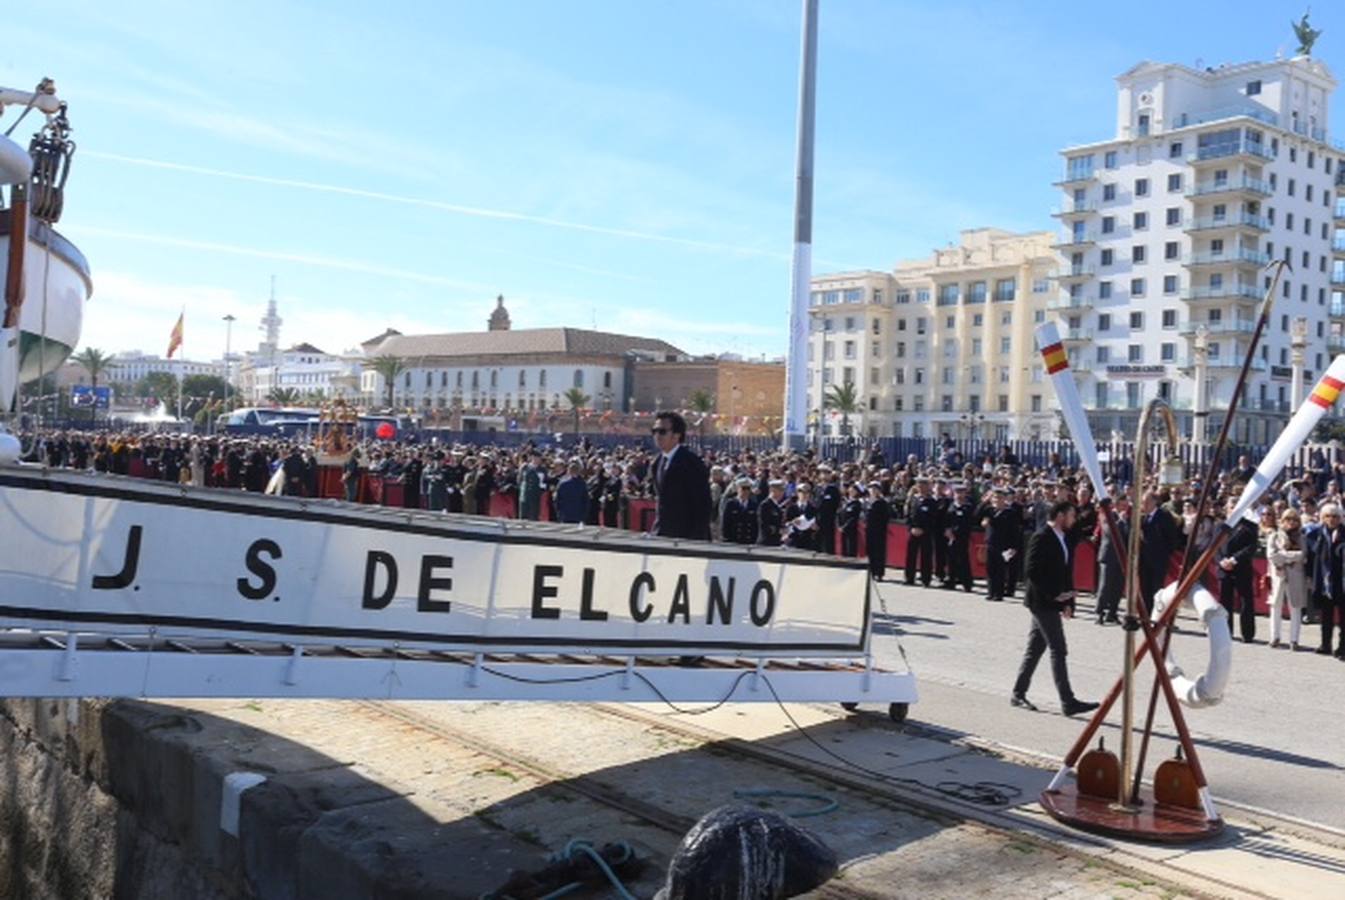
488 294 511 331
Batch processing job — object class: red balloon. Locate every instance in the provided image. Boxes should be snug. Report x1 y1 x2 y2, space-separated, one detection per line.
375 422 395 440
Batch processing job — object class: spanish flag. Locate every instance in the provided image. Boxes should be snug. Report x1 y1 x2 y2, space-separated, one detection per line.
167 312 184 359
1040 341 1069 375
1308 373 1344 409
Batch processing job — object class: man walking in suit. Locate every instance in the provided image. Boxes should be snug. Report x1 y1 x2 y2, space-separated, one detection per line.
650 411 712 541
1011 500 1099 717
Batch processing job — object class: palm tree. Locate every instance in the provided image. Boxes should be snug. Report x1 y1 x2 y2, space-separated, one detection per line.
268 387 300 406
563 387 589 436
71 347 111 423
368 355 407 409
688 389 715 438
823 381 861 437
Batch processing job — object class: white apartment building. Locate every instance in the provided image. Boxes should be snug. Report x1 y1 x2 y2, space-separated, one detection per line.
105 351 224 387
1054 54 1341 444
242 343 364 404
808 229 1060 441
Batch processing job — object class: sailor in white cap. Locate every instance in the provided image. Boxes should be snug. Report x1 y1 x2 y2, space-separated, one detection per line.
758 479 787 547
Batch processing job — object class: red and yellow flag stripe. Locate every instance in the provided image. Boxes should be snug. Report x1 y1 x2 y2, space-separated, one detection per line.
1041 341 1068 374
1309 374 1344 409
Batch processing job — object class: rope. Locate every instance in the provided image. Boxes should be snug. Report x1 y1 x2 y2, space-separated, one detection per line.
732 788 838 818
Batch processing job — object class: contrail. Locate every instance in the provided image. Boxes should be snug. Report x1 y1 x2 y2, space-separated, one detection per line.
68 225 495 292
83 150 793 262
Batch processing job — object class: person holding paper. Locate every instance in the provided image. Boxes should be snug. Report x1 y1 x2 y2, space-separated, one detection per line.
982 486 1020 602
1011 500 1099 717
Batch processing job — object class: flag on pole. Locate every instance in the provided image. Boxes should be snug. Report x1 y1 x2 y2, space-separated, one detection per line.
167 312 184 359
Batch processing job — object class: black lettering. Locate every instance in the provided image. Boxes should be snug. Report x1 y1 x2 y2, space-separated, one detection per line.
629 572 655 622
667 574 691 624
92 525 143 590
750 580 775 626
531 565 563 619
578 568 607 621
362 550 398 610
236 539 282 600
417 555 454 613
707 576 735 625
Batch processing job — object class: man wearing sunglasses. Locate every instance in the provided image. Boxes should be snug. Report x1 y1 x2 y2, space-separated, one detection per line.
650 411 712 541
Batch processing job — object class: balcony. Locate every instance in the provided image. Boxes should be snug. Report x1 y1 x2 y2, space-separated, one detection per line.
1187 177 1271 199
1334 236 1345 254
1182 249 1270 269
1333 273 1345 287
1330 302 1345 320
1052 232 1097 251
1180 284 1261 304
1053 169 1097 188
1329 335 1345 354
1176 320 1257 337
1177 355 1268 372
1050 265 1096 283
1172 105 1278 130
1061 327 1093 343
1046 296 1095 311
1051 201 1097 218
1335 201 1345 222
1188 140 1273 165
1185 214 1269 234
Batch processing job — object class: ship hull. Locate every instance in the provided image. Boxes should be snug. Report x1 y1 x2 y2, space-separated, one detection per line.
1 215 90 383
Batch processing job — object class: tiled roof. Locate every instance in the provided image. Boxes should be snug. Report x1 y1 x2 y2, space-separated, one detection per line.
367 328 685 360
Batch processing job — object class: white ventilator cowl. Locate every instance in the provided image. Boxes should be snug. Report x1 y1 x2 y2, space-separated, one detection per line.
1151 582 1231 707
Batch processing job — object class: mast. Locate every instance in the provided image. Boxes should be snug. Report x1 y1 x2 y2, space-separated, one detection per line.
782 0 819 450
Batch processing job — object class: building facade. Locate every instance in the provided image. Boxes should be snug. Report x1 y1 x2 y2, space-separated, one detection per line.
1054 55 1341 443
105 352 224 388
630 357 785 419
245 343 364 404
361 297 686 414
807 229 1060 441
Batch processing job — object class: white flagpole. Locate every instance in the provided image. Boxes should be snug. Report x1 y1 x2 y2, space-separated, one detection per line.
782 0 819 450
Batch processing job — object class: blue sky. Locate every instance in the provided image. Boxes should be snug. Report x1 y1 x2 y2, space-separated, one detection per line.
5 1 1343 361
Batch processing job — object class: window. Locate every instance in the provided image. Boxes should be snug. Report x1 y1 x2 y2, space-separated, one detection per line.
896 341 906 358
1101 248 1114 266
1309 150 1316 169
1098 313 1111 331
1289 148 1297 163
1131 277 1146 296
872 288 883 303
1103 183 1117 201
971 313 983 327
1163 275 1178 294
968 281 987 303
1165 240 1180 260
843 288 862 303
1288 178 1296 197
1135 178 1149 197
1104 150 1118 169
896 290 910 304
1096 346 1110 363
573 369 584 388
603 371 612 389
518 370 526 388
1166 207 1181 226
1099 281 1113 299
872 318 881 334
843 340 856 359
845 316 856 331
490 370 499 388
1095 382 1109 408
1001 312 1011 325
916 318 927 335
1167 173 1182 191
1129 311 1143 329
897 319 907 331
937 284 959 305
1306 184 1314 202
1132 244 1146 263
1287 212 1295 230
1134 211 1148 230
1032 279 1050 293
971 338 982 356
1161 308 1176 328
1102 216 1115 234
994 278 1016 302
914 368 924 385
1169 142 1183 159
916 288 930 303
1128 344 1143 363
1000 336 1011 354
998 394 1009 412
1246 79 1261 96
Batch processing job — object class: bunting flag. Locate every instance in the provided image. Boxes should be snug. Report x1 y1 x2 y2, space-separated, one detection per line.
167 312 184 359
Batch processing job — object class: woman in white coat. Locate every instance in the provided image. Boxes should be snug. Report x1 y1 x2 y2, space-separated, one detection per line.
1268 508 1308 650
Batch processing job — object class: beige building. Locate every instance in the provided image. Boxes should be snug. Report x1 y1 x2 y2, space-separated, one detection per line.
808 228 1060 441
631 357 785 419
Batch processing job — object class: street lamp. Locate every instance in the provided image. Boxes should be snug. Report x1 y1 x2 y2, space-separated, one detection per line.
222 314 236 420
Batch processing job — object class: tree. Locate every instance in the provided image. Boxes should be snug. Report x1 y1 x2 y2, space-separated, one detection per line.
563 387 589 436
824 381 861 437
268 387 300 406
71 347 112 423
368 355 407 409
688 389 715 438
181 373 228 401
135 371 179 403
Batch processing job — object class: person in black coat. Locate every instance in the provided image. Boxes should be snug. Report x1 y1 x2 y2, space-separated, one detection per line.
1217 497 1259 643
721 480 759 545
1312 504 1345 658
816 470 841 555
443 453 466 513
838 483 863 558
865 483 891 580
757 480 786 547
650 411 712 541
945 483 976 592
982 487 1020 602
1138 491 1182 609
905 477 938 587
1095 497 1129 625
1011 500 1098 716
785 484 819 551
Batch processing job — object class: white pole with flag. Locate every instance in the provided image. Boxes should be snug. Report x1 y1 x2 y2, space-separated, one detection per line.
1034 320 1107 495
782 0 819 450
168 309 184 424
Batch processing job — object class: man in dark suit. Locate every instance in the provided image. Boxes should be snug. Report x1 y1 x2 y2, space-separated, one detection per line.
721 479 759 545
757 480 786 547
945 483 975 593
816 469 841 555
982 487 1020 602
1011 500 1099 717
650 411 712 541
1139 491 1182 609
865 483 891 580
1217 497 1259 643
905 476 937 587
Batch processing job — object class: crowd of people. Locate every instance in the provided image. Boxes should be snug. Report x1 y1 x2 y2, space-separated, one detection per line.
14 419 1345 660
